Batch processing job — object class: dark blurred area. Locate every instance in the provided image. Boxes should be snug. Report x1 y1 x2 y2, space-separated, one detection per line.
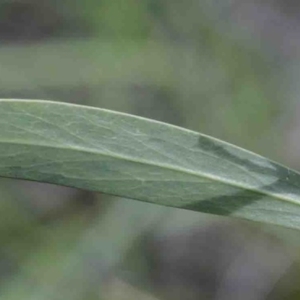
1 0 300 299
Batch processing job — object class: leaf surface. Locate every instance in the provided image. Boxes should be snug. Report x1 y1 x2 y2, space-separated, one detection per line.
0 99 300 229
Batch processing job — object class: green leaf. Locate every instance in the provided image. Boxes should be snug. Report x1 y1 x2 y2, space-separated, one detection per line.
0 99 300 229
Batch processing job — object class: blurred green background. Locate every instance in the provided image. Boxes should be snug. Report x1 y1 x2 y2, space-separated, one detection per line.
1 0 300 299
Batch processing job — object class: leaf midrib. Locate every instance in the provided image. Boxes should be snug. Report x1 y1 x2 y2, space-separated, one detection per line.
0 139 299 206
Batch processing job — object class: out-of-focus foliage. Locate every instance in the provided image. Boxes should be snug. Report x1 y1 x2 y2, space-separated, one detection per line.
0 0 300 299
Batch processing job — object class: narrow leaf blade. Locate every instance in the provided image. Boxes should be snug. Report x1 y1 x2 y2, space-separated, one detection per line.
0 99 300 229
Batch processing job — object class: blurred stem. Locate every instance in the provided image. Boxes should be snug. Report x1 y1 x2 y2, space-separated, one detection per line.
0 198 166 300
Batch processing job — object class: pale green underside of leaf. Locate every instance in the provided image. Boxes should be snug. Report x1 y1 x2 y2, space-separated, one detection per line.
0 99 300 229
